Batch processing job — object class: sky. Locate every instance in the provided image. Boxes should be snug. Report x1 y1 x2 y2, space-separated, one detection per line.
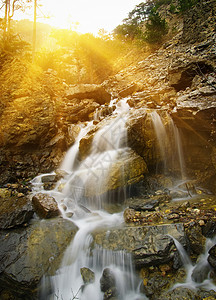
12 0 143 34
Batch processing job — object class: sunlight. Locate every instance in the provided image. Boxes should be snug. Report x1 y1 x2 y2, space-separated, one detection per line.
38 0 143 34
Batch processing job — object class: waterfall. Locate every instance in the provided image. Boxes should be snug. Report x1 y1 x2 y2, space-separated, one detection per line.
34 98 145 300
170 235 216 292
150 111 186 179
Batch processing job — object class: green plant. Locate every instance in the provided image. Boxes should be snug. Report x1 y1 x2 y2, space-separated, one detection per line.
144 11 168 44
178 0 198 12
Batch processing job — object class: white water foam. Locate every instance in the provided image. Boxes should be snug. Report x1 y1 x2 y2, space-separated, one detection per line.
34 99 145 300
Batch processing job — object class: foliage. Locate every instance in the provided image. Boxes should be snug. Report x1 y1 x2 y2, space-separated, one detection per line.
114 1 154 41
144 11 168 44
113 0 169 44
114 0 199 45
178 0 198 12
36 29 139 84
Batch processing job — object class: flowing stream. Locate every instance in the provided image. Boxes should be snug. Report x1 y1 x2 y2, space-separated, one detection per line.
31 101 210 299
170 236 216 292
33 98 146 300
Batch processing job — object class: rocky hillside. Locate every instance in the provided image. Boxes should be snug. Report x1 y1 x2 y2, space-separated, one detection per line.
0 0 216 298
1 0 215 191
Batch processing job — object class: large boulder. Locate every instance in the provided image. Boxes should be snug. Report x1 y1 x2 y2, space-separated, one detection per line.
0 217 78 298
83 149 148 197
65 84 111 104
32 193 60 219
93 223 186 268
0 188 34 229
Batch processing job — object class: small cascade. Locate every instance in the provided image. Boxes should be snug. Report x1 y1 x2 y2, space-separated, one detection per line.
33 98 144 300
150 110 186 179
60 122 94 172
169 118 186 180
171 236 216 292
149 110 195 200
150 111 169 173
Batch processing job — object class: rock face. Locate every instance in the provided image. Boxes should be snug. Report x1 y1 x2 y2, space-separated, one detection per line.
208 244 216 270
0 218 77 298
0 188 34 229
93 223 186 268
65 84 111 104
181 0 216 44
32 193 60 218
84 149 148 197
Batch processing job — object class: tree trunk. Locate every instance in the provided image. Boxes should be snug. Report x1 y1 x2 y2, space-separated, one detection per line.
3 0 9 41
32 0 37 61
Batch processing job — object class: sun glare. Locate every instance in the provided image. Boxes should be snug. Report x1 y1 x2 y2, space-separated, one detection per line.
38 0 142 34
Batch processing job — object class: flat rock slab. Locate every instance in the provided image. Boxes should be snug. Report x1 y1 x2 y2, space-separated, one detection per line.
0 218 78 296
65 84 111 104
0 188 34 229
93 223 186 267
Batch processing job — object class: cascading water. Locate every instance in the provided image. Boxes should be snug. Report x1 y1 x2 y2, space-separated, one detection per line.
170 236 216 292
150 111 186 179
150 110 194 200
32 98 145 300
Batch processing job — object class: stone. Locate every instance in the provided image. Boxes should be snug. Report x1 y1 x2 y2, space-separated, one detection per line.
0 188 34 229
119 83 138 98
126 194 172 211
80 267 95 284
0 217 78 297
41 174 57 183
208 244 216 270
32 193 60 219
75 149 148 198
140 273 169 297
185 222 206 255
65 84 111 104
93 223 186 267
100 268 116 293
157 287 201 299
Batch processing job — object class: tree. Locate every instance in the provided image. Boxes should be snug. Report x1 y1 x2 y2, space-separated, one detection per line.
144 10 168 43
114 0 169 44
113 1 154 40
1 0 32 39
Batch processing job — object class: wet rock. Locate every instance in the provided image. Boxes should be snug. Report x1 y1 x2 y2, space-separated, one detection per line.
157 287 201 299
83 149 148 197
140 273 169 298
202 220 216 238
185 222 206 255
199 290 216 299
100 268 116 292
0 188 34 229
32 193 60 219
65 84 111 104
93 224 186 268
100 268 117 300
208 244 216 270
0 217 78 297
41 174 57 183
126 194 171 211
103 287 118 300
80 267 95 284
